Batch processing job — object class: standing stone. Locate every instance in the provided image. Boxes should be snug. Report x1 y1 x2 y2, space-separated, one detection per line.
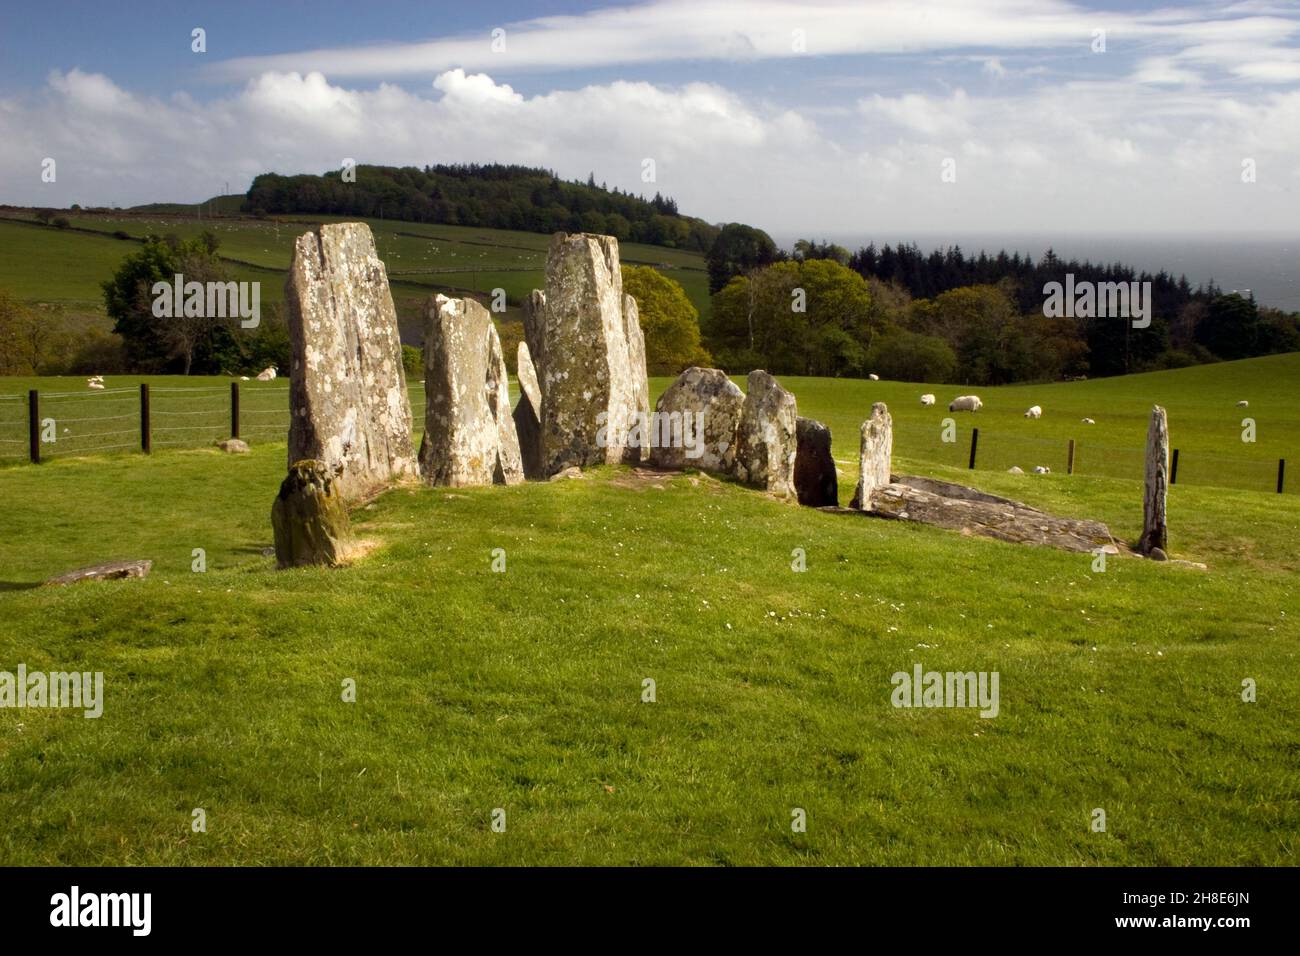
794 417 838 507
531 233 649 474
733 370 798 497
514 341 545 479
850 402 894 510
1138 404 1169 555
285 222 415 501
271 460 353 568
420 294 523 487
649 366 744 473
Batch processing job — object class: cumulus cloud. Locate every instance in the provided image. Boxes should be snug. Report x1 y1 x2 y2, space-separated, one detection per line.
2 65 1298 235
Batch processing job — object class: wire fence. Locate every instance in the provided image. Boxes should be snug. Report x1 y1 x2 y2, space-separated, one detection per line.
0 383 1291 496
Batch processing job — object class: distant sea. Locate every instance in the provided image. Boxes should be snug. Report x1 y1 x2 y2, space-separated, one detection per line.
775 233 1300 312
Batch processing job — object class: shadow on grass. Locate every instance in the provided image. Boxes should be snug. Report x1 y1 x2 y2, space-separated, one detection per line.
0 581 41 592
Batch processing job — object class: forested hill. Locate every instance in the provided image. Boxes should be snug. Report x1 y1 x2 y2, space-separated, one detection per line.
243 164 720 253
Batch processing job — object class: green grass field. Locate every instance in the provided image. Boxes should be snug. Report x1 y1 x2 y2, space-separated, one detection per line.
0 211 711 327
0 357 1296 865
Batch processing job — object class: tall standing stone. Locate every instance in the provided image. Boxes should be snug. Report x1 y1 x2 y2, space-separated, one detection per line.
285 222 415 501
849 402 893 510
1138 404 1169 555
420 294 523 487
271 460 354 568
649 366 744 473
513 341 545 480
794 417 838 507
733 370 798 497
531 233 649 474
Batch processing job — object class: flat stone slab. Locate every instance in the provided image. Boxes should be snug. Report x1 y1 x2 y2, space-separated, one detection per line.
45 559 152 586
866 482 1115 553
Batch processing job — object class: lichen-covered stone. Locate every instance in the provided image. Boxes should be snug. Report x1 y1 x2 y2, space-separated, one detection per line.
648 366 743 473
513 341 545 480
271 459 353 568
849 402 893 510
794 416 838 507
420 294 523 487
285 222 415 501
45 559 152 586
733 370 797 497
1139 404 1169 555
530 233 649 474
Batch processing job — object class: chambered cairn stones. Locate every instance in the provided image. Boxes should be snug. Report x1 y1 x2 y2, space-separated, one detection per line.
1138 404 1169 556
513 341 545 480
793 416 838 507
527 233 650 475
419 294 523 487
271 460 354 568
284 222 416 501
849 402 893 510
649 366 744 473
733 370 798 497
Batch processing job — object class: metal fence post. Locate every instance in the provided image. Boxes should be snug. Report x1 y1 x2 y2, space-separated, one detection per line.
1067 439 1075 476
231 381 240 440
140 384 151 454
1279 458 1287 495
28 389 39 464
1170 448 1179 485
968 427 979 470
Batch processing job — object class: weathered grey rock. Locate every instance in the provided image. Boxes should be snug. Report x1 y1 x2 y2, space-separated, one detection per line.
1148 546 1168 561
217 438 249 454
864 481 1116 554
45 559 152 586
849 402 893 510
733 370 797 497
648 366 743 473
285 222 416 501
513 341 545 480
271 459 353 568
1138 405 1169 555
530 233 649 474
1007 466 1024 474
794 417 838 507
549 466 584 481
420 294 523 487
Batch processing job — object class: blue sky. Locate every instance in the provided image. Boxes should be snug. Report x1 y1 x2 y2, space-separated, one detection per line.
2 1 1298 235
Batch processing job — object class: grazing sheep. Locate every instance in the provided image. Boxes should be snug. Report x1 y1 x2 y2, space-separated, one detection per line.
256 366 277 382
1236 400 1249 408
87 380 105 390
948 395 983 412
920 393 936 406
1008 466 1024 474
868 373 880 381
240 376 250 381
1024 405 1042 419
1033 465 1051 474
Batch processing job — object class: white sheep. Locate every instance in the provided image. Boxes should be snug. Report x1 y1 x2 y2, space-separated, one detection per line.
868 373 880 381
87 380 105 390
1024 405 1042 419
1236 400 1249 408
1081 417 1096 425
920 393 936 406
1033 465 1051 474
256 366 278 382
948 395 983 412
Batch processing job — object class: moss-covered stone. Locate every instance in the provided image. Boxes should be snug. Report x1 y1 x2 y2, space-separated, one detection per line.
271 460 353 568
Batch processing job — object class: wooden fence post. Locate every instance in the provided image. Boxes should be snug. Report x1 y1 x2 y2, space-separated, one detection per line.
28 389 39 464
140 384 151 454
968 427 979 470
231 382 240 440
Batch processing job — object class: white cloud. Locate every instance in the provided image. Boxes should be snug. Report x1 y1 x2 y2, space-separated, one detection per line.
2 66 1298 236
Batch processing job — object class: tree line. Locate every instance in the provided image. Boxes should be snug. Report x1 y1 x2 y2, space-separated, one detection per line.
702 228 1300 383
244 164 721 252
